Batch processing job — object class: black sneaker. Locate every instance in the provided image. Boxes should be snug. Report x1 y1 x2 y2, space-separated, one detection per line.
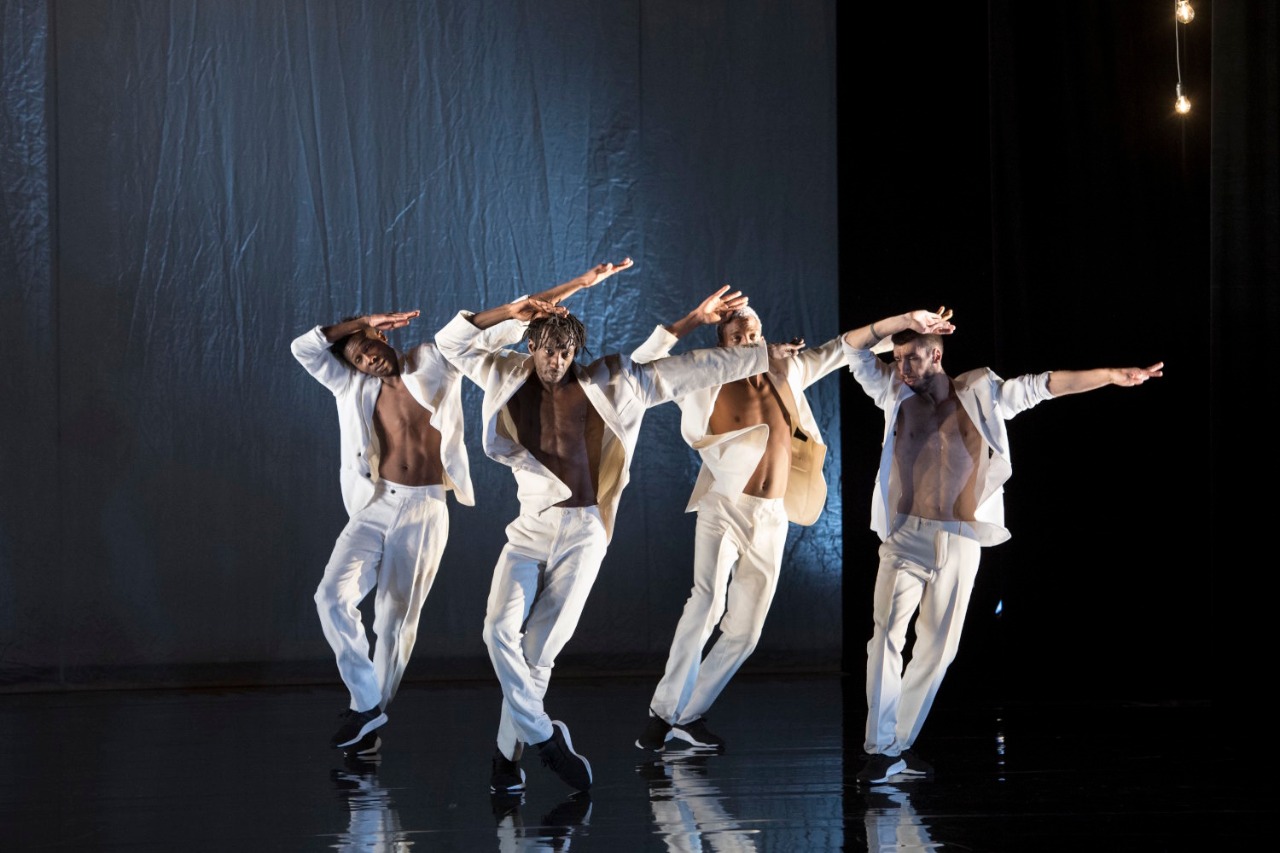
343 731 382 760
536 720 593 792
330 705 388 749
856 752 907 785
669 717 726 750
490 747 527 794
635 711 673 751
898 749 935 780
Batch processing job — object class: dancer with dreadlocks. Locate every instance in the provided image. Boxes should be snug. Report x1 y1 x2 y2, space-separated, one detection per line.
436 259 789 796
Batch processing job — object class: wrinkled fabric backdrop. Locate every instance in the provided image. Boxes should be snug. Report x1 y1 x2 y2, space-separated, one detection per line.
1 0 839 686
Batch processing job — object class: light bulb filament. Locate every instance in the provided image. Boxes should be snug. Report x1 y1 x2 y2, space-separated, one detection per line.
1174 84 1191 114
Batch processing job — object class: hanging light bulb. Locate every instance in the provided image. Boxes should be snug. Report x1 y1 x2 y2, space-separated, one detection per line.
1174 84 1191 114
1175 1 1195 24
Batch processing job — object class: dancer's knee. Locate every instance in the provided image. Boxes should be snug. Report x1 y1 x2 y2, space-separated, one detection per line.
482 619 520 654
314 581 348 615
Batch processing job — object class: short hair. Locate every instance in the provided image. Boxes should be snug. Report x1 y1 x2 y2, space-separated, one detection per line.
891 328 944 353
526 311 590 359
328 316 363 366
715 306 762 345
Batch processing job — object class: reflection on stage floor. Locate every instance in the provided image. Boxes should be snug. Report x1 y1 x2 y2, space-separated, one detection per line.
0 672 1258 851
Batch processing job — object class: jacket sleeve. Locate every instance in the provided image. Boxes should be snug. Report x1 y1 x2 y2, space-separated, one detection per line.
789 336 853 390
291 326 355 396
628 341 767 408
434 310 527 386
847 345 899 410
993 370 1054 418
630 325 678 364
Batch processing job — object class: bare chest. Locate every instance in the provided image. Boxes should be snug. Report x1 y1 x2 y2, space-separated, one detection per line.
896 396 981 460
374 382 430 430
509 379 600 454
708 379 791 437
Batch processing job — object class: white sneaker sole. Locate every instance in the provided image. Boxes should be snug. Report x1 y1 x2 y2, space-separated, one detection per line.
549 720 593 787
346 735 382 757
334 712 388 748
668 726 723 750
489 768 527 794
635 730 674 752
861 757 908 783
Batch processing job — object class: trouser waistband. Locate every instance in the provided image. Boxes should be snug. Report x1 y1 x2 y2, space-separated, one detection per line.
895 513 979 541
732 492 785 510
378 479 446 501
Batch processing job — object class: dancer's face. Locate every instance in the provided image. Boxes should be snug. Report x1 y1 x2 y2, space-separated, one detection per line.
720 315 762 347
342 330 399 378
893 341 942 387
529 339 577 386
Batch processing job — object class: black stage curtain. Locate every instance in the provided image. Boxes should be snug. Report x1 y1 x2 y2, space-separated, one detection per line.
839 1 1270 705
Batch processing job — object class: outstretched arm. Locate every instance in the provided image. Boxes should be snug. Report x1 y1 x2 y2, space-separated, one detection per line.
843 306 955 351
465 257 635 330
319 310 419 343
1047 363 1164 396
534 257 634 306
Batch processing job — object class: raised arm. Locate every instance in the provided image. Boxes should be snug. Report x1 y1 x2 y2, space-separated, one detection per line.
319 310 419 343
291 310 422 394
466 257 636 330
662 285 748 339
664 284 804 359
631 284 804 367
843 306 955 351
534 257 634 306
1047 363 1164 396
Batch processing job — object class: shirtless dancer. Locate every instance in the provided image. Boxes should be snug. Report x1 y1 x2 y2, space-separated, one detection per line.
845 307 1163 783
436 260 779 795
630 303 848 752
292 310 522 756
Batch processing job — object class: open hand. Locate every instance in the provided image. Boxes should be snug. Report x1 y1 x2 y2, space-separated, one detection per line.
906 306 955 335
365 310 420 331
580 257 635 290
693 285 748 325
1112 362 1164 386
511 298 567 323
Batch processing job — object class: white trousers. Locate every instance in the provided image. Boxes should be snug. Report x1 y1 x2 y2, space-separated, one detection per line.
485 506 609 760
315 480 448 713
649 491 790 726
864 515 981 756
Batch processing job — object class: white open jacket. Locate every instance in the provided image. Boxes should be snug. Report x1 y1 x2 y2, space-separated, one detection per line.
848 345 1054 546
630 326 855 527
291 320 525 516
435 311 768 543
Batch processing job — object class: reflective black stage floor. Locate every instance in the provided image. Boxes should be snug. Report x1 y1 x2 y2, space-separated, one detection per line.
0 674 1261 851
